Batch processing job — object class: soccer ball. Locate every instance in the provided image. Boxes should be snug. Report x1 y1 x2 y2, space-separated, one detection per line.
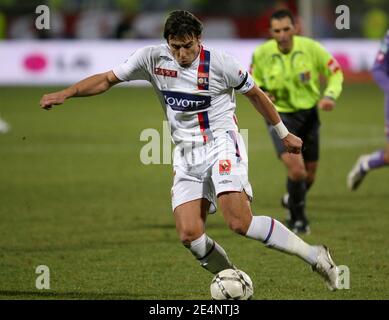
210 268 254 300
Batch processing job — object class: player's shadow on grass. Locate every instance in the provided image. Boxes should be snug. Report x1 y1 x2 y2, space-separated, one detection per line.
0 289 185 299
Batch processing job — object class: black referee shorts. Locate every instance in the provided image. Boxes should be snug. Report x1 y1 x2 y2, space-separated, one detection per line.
267 107 321 162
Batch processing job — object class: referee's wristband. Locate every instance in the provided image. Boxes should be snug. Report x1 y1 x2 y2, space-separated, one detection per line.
273 121 289 139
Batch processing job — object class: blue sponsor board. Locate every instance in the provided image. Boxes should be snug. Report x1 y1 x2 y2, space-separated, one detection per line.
162 90 211 111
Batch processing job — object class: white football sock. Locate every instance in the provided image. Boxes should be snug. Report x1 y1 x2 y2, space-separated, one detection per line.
189 233 233 274
361 156 370 172
246 216 319 265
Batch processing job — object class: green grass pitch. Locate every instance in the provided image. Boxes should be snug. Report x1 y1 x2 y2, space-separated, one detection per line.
0 83 388 299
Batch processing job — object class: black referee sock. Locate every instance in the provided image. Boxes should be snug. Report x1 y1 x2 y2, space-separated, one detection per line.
287 178 308 223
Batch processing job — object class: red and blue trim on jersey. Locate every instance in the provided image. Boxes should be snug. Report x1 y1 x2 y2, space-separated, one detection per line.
197 46 210 90
198 111 213 144
197 46 212 144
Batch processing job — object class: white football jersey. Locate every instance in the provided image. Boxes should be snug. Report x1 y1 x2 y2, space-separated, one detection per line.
112 44 255 146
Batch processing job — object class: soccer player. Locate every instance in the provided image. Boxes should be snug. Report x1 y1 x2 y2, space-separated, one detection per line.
347 30 389 190
251 9 343 234
39 10 339 291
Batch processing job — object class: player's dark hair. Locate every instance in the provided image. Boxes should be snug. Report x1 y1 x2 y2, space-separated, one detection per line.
270 9 295 26
163 10 203 41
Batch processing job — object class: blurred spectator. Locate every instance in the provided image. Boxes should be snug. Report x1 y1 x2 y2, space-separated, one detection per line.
2 0 389 39
131 11 166 38
37 10 66 39
202 17 237 38
138 0 193 11
311 2 334 38
74 9 121 38
254 0 297 38
362 8 388 39
8 15 36 39
114 14 135 39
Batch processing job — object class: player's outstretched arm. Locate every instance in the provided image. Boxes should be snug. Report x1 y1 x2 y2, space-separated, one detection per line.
244 85 303 154
40 70 122 110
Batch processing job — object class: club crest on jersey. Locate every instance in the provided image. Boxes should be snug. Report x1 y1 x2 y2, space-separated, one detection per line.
299 71 311 83
219 160 232 175
154 67 177 78
198 77 209 86
198 71 209 87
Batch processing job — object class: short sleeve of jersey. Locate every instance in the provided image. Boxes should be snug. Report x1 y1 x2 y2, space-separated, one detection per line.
112 47 152 82
223 53 255 94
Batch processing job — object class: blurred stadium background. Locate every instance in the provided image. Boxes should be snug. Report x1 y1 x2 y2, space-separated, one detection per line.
1 0 388 85
0 0 388 300
1 0 389 39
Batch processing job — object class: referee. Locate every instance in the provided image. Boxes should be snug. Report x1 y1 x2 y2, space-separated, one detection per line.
251 9 343 234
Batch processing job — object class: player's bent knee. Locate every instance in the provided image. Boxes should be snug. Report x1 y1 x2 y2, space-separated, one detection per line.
288 167 307 180
227 219 249 236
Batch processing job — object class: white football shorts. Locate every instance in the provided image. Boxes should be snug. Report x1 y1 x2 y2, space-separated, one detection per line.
171 130 253 213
